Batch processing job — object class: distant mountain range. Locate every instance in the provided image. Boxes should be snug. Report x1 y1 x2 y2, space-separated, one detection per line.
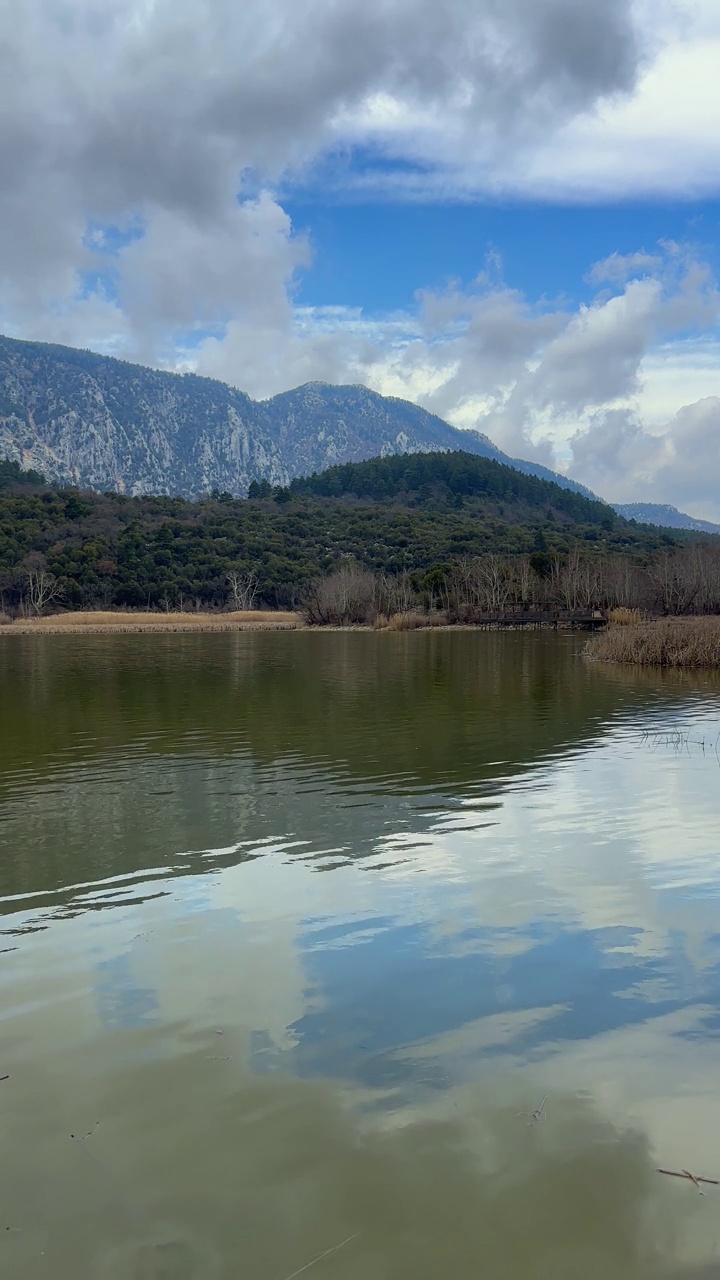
0 334 596 499
2 337 717 536
611 502 720 535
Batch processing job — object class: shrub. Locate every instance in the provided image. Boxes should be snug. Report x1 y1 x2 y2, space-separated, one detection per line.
586 617 720 668
301 564 377 626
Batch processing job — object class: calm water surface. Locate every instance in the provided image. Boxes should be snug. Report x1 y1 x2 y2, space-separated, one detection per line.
1 631 720 1278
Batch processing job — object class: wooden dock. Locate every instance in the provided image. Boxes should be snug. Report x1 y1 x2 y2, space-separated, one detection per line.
469 610 607 631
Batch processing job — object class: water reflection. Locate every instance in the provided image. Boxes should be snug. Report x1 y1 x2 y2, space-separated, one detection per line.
0 631 716 906
1 632 720 1277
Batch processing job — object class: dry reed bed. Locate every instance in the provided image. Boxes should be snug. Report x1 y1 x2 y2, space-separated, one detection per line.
606 607 642 626
586 617 720 668
1 610 301 635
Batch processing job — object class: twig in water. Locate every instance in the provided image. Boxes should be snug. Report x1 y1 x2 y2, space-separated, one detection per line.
657 1168 719 1194
70 1121 100 1141
530 1095 547 1125
0 1074 9 1082
280 1233 358 1280
519 1095 547 1126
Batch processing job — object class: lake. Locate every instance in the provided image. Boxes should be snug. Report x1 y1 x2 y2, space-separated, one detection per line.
1 630 720 1279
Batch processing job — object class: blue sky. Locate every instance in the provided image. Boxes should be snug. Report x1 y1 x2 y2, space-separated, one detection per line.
285 198 720 317
1 0 720 516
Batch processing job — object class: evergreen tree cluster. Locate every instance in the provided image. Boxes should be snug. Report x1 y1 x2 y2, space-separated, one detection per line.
0 453 686 613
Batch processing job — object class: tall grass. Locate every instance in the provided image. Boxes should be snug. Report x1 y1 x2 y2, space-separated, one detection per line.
586 617 720 668
607 607 642 626
386 610 432 631
372 611 447 631
2 610 300 633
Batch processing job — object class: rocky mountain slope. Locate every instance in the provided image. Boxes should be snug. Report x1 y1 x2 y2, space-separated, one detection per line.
0 334 594 499
612 502 720 535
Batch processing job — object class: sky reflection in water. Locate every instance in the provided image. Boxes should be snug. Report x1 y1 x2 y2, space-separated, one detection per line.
1 631 720 1278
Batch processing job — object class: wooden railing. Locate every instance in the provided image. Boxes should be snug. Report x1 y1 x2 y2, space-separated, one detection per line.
467 610 607 630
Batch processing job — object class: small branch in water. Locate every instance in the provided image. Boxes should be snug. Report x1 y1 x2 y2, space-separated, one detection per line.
657 1168 719 1194
0 1074 9 1082
519 1095 547 1126
280 1234 358 1280
70 1121 100 1141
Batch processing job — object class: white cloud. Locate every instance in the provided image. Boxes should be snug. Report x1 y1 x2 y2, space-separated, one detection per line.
634 338 720 423
320 7 720 201
1 0 720 514
512 36 720 201
185 241 720 513
0 0 645 328
570 398 720 521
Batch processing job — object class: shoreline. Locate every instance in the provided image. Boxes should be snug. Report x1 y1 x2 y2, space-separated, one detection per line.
0 606 613 637
0 610 302 635
0 623 301 635
1 616 597 637
2 614 719 670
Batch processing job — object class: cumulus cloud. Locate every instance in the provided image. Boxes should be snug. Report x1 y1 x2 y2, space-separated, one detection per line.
115 194 311 360
0 0 653 355
570 399 720 521
281 243 717 483
1 0 719 515
193 240 720 519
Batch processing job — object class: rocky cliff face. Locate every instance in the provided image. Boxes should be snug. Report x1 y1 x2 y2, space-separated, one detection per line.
0 334 594 498
0 337 285 495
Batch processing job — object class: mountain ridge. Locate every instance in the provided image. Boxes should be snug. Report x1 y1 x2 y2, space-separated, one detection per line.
611 502 720 535
0 334 596 500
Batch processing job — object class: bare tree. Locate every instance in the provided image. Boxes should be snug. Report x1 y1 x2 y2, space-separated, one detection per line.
386 571 415 614
578 557 602 611
648 550 701 615
556 548 583 611
514 555 534 607
687 543 720 614
452 555 511 613
226 569 259 611
26 567 62 615
302 563 376 625
600 555 645 610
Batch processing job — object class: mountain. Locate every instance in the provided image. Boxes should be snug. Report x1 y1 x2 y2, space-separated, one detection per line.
0 334 595 499
612 502 720 535
262 382 598 498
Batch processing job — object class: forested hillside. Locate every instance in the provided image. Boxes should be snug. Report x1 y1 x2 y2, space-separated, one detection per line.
0 453 687 615
287 452 614 526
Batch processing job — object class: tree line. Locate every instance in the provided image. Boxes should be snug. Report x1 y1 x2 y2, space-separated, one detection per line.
0 456 712 619
299 544 720 625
